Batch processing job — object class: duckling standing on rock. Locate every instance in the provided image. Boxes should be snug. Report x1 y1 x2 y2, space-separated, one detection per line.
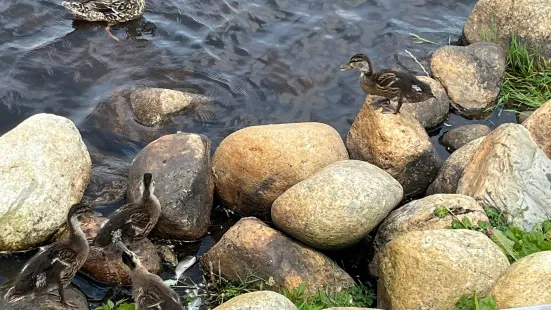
3 204 97 308
340 53 435 114
61 0 146 41
93 173 161 251
120 243 183 310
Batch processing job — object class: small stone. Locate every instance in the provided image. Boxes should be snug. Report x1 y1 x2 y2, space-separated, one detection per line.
272 160 403 250
489 251 551 308
431 43 506 115
523 99 551 158
377 229 509 310
0 284 88 310
156 245 178 266
346 96 441 198
458 124 551 230
400 76 450 129
213 291 297 310
440 124 490 152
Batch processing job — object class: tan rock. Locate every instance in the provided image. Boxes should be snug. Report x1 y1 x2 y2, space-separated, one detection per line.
523 99 551 158
400 76 450 130
201 217 354 294
214 291 297 310
272 160 403 250
213 123 348 218
458 124 551 230
426 137 484 195
430 43 505 114
346 96 441 198
489 251 551 308
377 229 509 310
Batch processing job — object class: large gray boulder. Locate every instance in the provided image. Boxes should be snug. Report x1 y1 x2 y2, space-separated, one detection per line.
214 291 297 310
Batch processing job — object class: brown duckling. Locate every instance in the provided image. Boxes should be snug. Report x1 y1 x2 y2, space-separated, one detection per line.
3 203 97 308
340 53 435 114
120 243 183 310
93 173 161 251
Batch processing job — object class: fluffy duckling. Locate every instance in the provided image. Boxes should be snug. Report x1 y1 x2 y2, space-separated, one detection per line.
4 204 96 307
120 244 183 310
93 173 161 251
341 53 435 114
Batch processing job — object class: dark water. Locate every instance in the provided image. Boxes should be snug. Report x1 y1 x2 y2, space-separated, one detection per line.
0 0 519 308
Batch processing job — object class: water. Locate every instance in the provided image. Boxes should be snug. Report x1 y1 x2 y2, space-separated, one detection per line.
0 0 519 308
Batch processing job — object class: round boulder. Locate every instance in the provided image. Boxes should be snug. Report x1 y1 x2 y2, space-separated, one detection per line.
272 160 403 250
213 123 349 219
523 99 551 158
440 124 490 152
0 114 91 251
214 291 297 310
128 133 213 240
0 284 88 310
430 43 506 115
377 229 509 310
400 76 450 130
489 251 551 308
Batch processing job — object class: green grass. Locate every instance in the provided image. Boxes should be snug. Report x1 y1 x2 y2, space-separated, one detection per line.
94 299 135 310
454 295 497 310
282 283 376 310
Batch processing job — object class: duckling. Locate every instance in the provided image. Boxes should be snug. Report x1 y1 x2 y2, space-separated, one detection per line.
340 53 435 114
3 204 97 308
120 244 183 310
93 173 161 251
61 0 146 41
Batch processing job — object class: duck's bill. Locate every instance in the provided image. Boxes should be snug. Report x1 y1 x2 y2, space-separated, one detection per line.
340 63 353 71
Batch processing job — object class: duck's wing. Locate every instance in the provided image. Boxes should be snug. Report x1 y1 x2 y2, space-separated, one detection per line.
64 0 130 20
135 283 182 310
393 71 433 95
93 204 154 247
372 70 401 96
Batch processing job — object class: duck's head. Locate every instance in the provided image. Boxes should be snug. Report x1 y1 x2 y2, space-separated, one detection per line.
139 172 155 197
340 54 373 75
121 246 141 271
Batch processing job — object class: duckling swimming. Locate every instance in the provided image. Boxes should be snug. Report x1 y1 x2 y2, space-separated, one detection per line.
341 53 435 114
3 204 96 308
93 173 161 251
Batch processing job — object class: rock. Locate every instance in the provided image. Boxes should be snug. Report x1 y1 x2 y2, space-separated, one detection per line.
272 160 403 250
523 99 551 158
458 124 551 230
489 251 551 308
213 123 349 218
83 154 129 205
55 213 107 242
346 96 441 198
0 114 91 251
369 194 488 276
377 229 509 310
430 43 506 115
463 0 551 61
440 124 491 152
213 291 298 310
156 245 178 266
517 110 534 124
0 284 88 310
128 133 213 240
82 238 162 285
130 87 213 127
426 137 484 195
400 76 449 129
201 217 354 294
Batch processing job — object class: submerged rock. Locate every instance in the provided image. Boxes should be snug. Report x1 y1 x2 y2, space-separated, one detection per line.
346 96 441 198
377 229 509 310
440 124 490 152
400 76 450 129
458 124 551 230
0 284 88 310
489 251 551 308
523 99 551 158
212 123 349 219
201 217 354 294
128 133 213 240
0 114 91 251
272 160 403 250
213 291 298 310
83 154 129 205
431 43 505 115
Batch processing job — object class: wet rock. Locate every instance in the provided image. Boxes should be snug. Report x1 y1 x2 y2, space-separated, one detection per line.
458 124 551 230
213 123 348 219
129 87 213 127
440 124 490 152
55 213 107 242
517 110 534 124
156 245 178 266
426 137 484 195
400 76 450 129
128 133 213 240
369 194 488 276
377 229 509 310
430 43 506 115
523 99 551 158
272 160 403 250
0 284 88 310
346 96 441 198
0 114 91 251
83 154 129 205
201 217 354 294
489 251 551 308
82 238 162 285
213 291 297 310
463 0 551 60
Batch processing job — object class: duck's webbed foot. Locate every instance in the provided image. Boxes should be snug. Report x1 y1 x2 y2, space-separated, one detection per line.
105 26 120 42
58 286 78 309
